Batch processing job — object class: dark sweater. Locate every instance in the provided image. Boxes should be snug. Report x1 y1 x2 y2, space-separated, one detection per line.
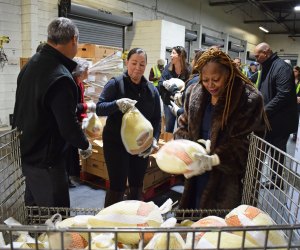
96 72 161 144
13 44 89 167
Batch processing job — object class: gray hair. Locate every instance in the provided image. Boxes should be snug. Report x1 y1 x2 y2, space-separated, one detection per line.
47 17 79 45
72 58 89 77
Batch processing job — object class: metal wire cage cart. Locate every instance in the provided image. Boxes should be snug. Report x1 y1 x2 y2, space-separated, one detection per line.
1 129 300 249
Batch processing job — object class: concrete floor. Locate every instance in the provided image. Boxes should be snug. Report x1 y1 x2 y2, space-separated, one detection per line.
69 136 297 209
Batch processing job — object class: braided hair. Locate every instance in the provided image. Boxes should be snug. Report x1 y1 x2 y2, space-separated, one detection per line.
194 48 255 129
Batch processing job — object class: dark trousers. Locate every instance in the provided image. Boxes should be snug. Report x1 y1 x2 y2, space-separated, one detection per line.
22 160 70 207
103 139 149 192
163 103 176 133
265 132 290 180
66 145 80 177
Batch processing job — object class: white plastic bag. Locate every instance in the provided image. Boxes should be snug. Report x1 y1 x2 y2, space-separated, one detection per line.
84 113 103 139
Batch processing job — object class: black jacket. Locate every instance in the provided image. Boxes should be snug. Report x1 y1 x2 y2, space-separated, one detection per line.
13 44 89 167
96 72 161 145
259 53 298 135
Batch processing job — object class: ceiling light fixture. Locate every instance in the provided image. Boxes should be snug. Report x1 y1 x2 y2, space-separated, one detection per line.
295 5 300 11
259 26 269 33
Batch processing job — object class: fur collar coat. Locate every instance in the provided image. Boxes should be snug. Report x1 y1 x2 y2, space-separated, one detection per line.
174 78 266 209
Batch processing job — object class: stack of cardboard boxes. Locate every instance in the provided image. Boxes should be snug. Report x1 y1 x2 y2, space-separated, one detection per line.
76 43 123 64
81 133 174 194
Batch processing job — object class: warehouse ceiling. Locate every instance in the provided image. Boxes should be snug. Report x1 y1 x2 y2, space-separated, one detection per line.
208 0 300 36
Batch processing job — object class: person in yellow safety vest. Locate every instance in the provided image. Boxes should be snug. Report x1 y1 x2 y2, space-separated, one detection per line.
233 57 249 77
249 69 261 88
255 70 261 88
149 59 165 88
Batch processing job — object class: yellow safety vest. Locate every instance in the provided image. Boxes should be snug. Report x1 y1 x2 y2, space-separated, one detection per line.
296 81 300 94
255 70 261 88
152 65 162 87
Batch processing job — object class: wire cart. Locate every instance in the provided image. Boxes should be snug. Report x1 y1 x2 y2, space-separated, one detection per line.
1 129 300 249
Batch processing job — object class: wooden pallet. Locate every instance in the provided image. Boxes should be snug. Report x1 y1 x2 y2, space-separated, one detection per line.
80 171 110 189
143 174 183 201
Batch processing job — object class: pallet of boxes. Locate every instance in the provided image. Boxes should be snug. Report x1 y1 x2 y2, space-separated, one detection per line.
142 132 174 200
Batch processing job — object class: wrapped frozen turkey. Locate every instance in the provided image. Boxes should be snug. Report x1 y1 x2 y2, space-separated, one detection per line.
195 231 258 249
85 113 103 139
121 107 153 155
145 218 185 249
155 139 207 174
185 216 227 249
88 200 164 244
225 205 287 248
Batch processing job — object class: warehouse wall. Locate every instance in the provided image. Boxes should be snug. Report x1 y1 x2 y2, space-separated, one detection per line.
0 0 298 126
0 0 56 127
265 35 300 64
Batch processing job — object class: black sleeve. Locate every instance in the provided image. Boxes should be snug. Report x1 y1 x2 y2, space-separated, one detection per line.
149 67 155 82
151 87 161 140
46 79 89 150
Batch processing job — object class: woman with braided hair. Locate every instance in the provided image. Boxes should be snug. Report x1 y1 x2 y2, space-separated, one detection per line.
174 48 268 209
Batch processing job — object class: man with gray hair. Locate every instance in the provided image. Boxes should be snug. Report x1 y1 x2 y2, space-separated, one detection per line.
13 17 92 207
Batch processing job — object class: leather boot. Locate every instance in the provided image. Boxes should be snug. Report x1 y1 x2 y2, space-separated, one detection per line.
104 190 124 208
127 187 143 201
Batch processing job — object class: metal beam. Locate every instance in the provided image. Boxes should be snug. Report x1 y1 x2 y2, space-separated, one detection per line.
244 19 300 23
209 0 247 6
247 0 292 33
256 0 293 3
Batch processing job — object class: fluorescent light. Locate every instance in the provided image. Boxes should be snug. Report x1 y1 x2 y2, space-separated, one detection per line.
259 26 269 33
295 5 300 11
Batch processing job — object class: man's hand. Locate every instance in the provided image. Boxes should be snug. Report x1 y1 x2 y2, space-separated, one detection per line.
116 98 137 113
79 142 93 159
138 139 159 158
86 102 96 113
168 101 180 116
81 118 89 131
184 154 220 179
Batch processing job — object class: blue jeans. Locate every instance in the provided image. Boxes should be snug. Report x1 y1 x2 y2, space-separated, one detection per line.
163 104 176 133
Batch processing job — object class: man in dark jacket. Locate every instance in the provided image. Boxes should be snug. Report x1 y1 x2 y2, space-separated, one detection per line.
13 17 92 207
254 42 298 189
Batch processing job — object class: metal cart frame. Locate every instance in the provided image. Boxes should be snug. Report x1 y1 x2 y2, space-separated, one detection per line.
1 129 300 249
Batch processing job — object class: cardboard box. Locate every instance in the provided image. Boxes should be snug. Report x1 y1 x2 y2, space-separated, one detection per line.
143 166 170 190
85 158 109 180
90 139 105 161
77 44 122 60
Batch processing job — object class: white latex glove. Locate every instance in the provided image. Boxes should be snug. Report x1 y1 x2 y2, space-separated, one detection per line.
173 92 183 107
163 80 177 91
81 117 89 130
197 139 211 154
86 102 96 113
184 153 220 179
116 98 137 113
138 138 159 158
79 142 93 159
168 101 180 116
